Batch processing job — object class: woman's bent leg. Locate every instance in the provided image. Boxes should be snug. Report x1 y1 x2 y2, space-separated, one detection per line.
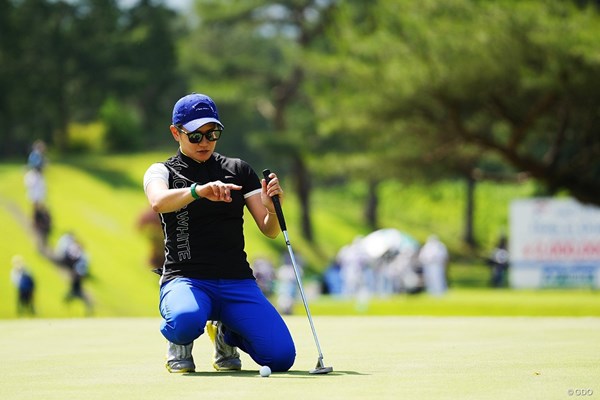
159 278 213 344
220 280 296 372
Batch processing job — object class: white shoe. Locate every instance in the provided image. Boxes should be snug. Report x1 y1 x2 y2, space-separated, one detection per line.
165 341 195 373
206 321 242 371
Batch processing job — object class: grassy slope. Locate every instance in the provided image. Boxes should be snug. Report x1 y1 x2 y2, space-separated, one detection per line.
4 153 596 319
0 155 164 318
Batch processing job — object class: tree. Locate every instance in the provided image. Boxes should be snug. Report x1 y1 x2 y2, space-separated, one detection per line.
0 0 22 155
116 0 185 147
315 0 600 240
180 0 338 242
1 0 78 152
0 0 183 155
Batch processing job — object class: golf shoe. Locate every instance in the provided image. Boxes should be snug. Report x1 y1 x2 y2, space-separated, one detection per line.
206 321 242 371
165 341 195 373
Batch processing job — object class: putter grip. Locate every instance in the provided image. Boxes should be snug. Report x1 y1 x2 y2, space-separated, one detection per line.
262 169 287 232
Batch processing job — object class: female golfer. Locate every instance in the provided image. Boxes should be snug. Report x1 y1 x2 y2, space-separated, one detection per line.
143 93 296 373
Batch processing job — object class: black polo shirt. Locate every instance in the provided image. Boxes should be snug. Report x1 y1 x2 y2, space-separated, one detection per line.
144 150 261 283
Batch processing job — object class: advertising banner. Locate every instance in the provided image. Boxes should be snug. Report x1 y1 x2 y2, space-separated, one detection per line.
509 198 600 289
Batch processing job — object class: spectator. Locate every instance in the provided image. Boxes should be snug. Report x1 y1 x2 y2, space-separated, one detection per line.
488 235 510 288
322 258 343 296
337 237 369 297
137 207 165 273
418 235 449 296
252 257 276 297
55 232 76 265
24 167 46 206
276 262 297 315
55 232 93 315
33 203 52 254
27 140 47 172
10 255 36 316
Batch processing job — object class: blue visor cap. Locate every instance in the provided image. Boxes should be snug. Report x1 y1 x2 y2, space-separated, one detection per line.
172 93 224 132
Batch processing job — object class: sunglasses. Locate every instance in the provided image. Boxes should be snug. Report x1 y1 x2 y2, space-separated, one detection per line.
176 125 222 143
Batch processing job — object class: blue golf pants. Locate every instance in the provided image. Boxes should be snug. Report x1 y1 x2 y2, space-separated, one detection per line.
159 277 296 372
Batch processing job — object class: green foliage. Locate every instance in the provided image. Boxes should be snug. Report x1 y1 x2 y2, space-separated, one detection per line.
0 0 183 155
100 97 142 152
66 121 106 153
4 0 598 252
2 0 599 313
317 0 600 204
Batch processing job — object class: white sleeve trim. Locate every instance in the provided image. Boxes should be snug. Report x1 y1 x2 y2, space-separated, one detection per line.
143 163 169 194
244 188 261 199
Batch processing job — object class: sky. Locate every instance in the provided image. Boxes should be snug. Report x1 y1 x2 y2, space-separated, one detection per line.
118 0 192 12
160 0 192 11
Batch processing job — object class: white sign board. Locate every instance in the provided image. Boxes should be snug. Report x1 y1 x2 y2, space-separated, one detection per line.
509 198 600 289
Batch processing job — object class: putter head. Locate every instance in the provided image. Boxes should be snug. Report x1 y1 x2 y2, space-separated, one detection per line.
309 366 333 374
309 357 333 374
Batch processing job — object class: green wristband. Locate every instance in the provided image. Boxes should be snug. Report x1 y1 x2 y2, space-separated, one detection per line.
190 183 200 200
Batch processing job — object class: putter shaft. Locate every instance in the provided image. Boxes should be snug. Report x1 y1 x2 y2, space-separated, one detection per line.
283 230 325 360
262 169 332 374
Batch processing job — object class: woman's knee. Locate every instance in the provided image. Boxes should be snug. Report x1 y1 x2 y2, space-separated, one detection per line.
265 337 296 372
161 310 205 344
272 347 296 372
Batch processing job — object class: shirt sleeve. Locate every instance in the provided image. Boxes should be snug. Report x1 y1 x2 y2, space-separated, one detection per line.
240 160 262 199
143 163 169 195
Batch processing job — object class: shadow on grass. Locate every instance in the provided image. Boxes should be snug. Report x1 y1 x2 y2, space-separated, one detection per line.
183 369 367 378
62 156 140 189
77 163 140 189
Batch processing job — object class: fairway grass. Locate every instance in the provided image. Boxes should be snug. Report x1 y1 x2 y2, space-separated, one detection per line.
303 289 600 316
0 316 598 400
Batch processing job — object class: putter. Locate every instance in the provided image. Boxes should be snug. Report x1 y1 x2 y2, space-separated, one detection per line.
263 169 333 375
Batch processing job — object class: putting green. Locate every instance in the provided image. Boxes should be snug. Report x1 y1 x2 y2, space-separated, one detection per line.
0 316 598 400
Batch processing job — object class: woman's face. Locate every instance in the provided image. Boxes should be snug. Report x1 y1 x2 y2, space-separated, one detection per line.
170 122 220 163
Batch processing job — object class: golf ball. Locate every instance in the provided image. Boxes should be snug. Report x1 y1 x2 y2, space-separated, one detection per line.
259 365 271 377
